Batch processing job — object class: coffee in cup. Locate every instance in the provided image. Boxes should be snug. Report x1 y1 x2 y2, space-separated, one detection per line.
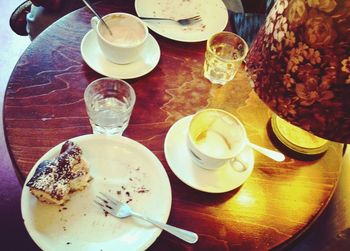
91 12 148 64
187 109 246 170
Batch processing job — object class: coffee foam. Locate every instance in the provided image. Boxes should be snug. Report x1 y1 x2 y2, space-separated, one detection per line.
195 129 234 158
190 111 245 158
100 15 145 46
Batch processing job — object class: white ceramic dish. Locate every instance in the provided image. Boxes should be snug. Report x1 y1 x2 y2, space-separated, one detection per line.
21 134 172 251
164 115 254 193
135 0 228 42
81 30 160 79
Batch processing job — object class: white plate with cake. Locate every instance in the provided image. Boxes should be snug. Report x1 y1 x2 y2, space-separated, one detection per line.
135 0 228 42
21 134 172 251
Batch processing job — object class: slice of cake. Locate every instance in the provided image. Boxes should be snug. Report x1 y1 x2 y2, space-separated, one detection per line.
26 141 91 205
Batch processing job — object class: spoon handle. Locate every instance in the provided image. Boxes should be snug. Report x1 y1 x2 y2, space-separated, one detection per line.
132 212 199 244
81 0 113 35
247 142 285 162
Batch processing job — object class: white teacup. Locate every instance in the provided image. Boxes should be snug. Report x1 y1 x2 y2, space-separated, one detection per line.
91 12 148 64
187 109 246 170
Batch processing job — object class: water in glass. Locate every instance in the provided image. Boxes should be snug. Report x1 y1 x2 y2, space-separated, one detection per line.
89 96 131 135
84 78 136 135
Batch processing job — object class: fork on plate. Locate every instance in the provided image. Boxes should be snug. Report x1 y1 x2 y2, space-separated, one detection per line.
139 15 201 25
95 192 198 244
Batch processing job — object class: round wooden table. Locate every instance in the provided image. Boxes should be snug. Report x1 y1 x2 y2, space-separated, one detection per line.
4 1 344 250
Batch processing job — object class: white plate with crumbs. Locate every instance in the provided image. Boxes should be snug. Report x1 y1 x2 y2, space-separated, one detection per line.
21 134 172 251
135 0 228 42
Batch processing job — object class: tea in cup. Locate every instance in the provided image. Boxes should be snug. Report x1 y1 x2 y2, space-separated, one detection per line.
187 109 247 170
91 12 148 64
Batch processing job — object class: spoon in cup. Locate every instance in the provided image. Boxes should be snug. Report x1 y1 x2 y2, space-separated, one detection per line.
198 129 285 162
81 0 113 36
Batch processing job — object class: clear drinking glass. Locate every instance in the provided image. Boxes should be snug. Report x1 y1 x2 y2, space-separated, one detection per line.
204 31 248 85
84 78 136 135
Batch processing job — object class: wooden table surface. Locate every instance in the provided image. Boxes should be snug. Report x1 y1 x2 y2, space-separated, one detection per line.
3 0 344 250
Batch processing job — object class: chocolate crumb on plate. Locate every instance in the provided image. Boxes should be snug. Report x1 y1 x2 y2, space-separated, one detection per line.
136 185 150 193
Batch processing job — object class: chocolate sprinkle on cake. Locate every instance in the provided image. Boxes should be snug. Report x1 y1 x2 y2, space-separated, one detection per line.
26 141 91 205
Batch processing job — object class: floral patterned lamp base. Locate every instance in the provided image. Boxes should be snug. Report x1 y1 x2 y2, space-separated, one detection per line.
246 0 350 143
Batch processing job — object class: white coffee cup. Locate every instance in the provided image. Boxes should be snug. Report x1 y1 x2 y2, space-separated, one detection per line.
187 109 247 170
91 12 148 64
187 109 285 170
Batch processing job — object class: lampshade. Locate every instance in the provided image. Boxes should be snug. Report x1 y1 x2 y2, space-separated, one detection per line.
245 0 350 143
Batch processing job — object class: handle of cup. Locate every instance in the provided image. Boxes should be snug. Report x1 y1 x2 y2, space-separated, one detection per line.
229 158 248 173
91 16 99 32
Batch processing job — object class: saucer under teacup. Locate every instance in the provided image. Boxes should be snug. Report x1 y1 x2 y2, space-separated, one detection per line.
164 115 255 193
80 30 160 79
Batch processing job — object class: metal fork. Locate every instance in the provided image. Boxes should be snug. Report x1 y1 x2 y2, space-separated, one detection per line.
139 15 201 25
95 192 198 244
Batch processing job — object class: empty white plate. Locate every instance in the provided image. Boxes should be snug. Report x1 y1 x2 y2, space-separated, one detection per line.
22 134 171 251
164 115 254 193
81 30 160 79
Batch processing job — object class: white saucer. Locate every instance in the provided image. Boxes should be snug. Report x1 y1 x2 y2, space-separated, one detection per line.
81 30 160 79
164 115 255 193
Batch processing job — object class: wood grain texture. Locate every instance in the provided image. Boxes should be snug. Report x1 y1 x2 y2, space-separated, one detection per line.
3 1 344 250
